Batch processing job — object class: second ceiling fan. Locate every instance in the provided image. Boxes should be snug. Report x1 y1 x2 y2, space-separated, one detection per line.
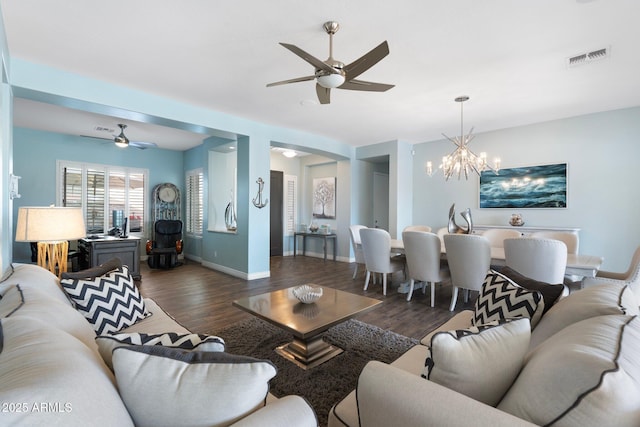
266 21 394 104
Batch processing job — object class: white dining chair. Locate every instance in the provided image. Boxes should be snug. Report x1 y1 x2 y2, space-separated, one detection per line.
530 231 579 254
582 246 640 301
481 228 522 248
402 230 450 305
504 238 568 284
360 228 405 296
403 225 432 233
349 225 368 280
444 234 491 311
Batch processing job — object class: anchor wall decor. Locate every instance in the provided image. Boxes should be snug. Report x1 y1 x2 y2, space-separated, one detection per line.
252 177 269 209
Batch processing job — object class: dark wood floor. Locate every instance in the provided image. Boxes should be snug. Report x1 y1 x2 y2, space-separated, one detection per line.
137 256 475 340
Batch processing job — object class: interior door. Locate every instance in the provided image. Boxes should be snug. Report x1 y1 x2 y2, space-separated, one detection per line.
270 170 284 256
372 172 389 230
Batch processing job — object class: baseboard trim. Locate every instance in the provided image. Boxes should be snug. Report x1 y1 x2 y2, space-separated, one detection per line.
201 260 270 280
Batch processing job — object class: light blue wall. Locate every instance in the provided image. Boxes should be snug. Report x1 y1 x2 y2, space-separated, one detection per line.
0 5 13 278
11 127 184 262
411 107 640 272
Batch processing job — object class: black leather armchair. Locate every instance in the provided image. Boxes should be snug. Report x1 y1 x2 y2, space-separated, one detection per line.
146 220 183 269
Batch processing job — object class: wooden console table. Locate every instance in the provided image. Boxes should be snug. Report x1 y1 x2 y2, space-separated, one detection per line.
78 236 141 280
293 232 337 261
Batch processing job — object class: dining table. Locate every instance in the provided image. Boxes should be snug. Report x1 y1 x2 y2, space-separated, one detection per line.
389 238 604 278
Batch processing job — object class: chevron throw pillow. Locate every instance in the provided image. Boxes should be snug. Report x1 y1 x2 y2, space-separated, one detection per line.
473 270 544 328
97 332 226 369
61 265 149 335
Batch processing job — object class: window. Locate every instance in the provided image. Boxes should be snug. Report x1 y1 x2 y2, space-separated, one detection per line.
185 168 203 236
57 161 148 235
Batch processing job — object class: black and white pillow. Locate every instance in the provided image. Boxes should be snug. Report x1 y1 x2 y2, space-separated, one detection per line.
96 332 226 369
474 270 544 328
61 266 149 335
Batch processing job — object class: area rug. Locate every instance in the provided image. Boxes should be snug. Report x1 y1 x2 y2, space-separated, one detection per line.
217 317 419 427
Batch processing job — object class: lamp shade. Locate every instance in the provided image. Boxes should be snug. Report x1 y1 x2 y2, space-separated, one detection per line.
15 207 86 242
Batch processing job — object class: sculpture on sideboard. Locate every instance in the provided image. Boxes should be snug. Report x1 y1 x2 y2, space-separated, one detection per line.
448 203 473 234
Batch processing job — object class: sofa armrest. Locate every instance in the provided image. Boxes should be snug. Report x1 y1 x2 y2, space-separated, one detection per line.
231 395 318 427
357 361 538 427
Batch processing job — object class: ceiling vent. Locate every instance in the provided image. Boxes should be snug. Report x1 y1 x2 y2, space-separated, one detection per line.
94 125 116 133
567 47 610 67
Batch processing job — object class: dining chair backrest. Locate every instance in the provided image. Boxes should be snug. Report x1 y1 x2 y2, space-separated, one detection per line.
349 225 367 263
530 231 579 254
360 228 394 273
481 228 522 248
403 225 432 233
443 234 491 291
504 238 568 284
402 231 442 283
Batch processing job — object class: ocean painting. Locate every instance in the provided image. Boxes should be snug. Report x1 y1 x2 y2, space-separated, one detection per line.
479 163 567 208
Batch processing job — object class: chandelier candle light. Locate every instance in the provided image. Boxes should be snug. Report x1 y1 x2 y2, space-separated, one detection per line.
426 96 501 180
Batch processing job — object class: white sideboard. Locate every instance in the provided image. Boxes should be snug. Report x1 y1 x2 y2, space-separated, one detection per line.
471 224 580 238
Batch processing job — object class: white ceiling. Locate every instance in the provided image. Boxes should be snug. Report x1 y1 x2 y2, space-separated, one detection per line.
2 0 639 151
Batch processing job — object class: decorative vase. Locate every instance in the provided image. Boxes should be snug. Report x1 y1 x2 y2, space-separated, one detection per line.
224 201 237 231
509 214 524 227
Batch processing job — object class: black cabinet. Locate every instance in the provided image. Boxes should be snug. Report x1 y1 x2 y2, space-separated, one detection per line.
78 236 141 280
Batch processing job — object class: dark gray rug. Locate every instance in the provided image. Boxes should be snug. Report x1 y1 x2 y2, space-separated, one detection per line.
218 317 419 427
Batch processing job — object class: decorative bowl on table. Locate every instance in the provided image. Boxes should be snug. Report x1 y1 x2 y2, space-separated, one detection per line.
292 284 323 304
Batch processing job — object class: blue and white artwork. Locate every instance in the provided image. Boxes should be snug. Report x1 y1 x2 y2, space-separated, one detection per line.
479 163 567 208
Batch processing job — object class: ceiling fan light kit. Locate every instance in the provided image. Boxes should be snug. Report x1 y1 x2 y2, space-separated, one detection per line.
114 124 129 148
267 21 394 104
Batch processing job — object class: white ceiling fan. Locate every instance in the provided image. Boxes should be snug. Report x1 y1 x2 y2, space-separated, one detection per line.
84 123 158 149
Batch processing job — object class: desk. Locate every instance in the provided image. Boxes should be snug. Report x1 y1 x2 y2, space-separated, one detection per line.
389 239 603 278
294 232 337 261
78 236 141 280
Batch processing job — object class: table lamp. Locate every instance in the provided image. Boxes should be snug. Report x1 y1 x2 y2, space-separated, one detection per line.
15 206 86 277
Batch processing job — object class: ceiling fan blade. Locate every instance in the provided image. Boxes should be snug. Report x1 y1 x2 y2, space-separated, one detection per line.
129 141 157 150
339 79 395 92
316 84 331 104
279 43 338 75
343 41 390 81
266 75 316 87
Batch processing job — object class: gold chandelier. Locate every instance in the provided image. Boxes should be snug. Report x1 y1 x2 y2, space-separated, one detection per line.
426 96 501 180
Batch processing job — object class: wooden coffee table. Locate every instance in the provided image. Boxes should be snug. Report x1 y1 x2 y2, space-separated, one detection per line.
232 286 381 369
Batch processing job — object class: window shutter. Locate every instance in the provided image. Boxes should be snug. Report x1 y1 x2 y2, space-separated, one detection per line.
186 169 203 236
284 174 298 235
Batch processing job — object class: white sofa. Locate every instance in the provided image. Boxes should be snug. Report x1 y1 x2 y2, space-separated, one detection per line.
328 269 640 427
0 263 317 427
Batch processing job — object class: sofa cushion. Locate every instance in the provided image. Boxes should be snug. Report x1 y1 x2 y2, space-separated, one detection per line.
0 284 99 352
112 345 276 427
0 263 71 304
422 317 531 406
0 316 133 426
498 266 565 313
97 331 225 369
529 282 639 350
61 265 149 335
473 270 544 328
498 315 640 427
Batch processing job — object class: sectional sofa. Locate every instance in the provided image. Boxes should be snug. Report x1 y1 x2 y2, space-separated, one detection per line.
0 262 317 427
329 267 640 427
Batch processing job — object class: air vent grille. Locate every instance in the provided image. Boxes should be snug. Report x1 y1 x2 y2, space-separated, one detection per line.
94 126 115 133
567 47 610 67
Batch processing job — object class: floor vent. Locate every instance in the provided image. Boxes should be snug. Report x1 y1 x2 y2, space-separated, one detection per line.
567 47 610 67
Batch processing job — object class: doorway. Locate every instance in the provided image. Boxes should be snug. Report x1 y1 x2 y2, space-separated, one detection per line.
270 170 284 256
372 172 389 230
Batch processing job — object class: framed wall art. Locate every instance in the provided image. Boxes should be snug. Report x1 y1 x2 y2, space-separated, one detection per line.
479 163 567 209
312 177 336 219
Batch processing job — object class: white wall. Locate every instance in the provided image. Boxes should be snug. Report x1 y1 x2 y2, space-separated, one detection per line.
412 107 640 271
